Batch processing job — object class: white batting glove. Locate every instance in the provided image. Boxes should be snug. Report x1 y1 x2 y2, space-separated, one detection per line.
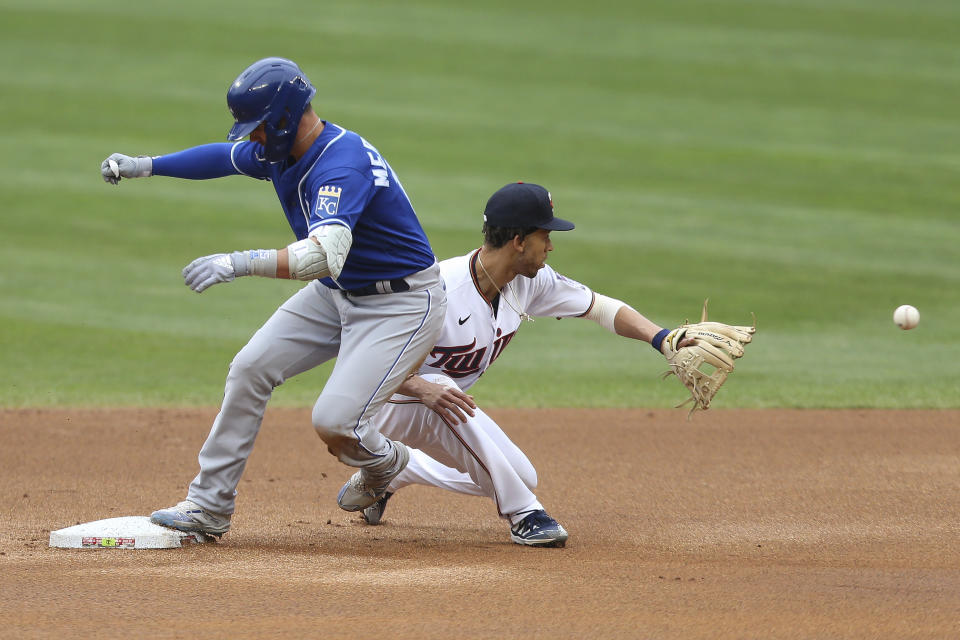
182 252 250 293
101 153 153 185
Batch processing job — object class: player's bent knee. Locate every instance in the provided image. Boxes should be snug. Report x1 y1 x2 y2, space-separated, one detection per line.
311 396 360 440
311 411 354 460
315 432 356 459
420 373 458 390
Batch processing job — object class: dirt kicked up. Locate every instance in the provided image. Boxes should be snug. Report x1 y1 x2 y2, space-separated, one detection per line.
2 407 958 639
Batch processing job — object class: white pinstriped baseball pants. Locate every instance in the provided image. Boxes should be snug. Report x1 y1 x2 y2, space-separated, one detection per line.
371 374 544 524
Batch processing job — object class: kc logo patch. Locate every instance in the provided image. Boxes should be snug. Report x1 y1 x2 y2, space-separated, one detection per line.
315 185 342 217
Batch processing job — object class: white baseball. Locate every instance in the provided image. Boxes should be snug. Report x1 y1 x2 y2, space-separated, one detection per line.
893 304 919 330
109 159 120 178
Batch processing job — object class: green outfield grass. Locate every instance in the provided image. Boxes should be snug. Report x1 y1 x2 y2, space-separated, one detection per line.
1 0 957 408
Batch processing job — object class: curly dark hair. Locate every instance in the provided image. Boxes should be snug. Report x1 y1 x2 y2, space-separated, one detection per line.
482 223 540 249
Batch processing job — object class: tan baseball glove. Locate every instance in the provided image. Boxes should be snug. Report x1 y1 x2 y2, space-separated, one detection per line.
661 300 756 416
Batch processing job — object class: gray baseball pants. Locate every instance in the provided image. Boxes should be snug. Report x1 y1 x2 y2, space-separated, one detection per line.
187 263 446 515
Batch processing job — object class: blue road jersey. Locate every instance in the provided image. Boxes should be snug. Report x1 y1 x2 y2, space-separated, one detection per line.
152 122 436 290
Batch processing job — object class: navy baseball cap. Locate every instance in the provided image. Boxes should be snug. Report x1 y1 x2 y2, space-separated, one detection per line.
483 182 575 231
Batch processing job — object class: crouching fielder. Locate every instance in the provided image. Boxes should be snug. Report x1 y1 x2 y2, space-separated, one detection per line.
341 182 687 548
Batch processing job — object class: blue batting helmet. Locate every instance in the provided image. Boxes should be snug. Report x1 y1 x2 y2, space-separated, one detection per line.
226 57 317 163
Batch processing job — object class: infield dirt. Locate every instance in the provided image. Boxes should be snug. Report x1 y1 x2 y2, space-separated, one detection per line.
1 408 958 639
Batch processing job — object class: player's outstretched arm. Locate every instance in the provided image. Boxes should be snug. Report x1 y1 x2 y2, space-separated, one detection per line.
181 225 353 293
582 294 675 352
588 296 756 415
101 144 249 185
584 294 749 357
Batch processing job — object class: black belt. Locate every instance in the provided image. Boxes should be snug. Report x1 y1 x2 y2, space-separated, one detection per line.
345 278 411 297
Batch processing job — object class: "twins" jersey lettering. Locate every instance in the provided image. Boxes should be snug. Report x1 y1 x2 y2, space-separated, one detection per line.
427 328 517 379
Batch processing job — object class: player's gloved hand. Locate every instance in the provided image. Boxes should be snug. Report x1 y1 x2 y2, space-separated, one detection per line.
660 300 756 417
101 153 153 185
182 252 251 293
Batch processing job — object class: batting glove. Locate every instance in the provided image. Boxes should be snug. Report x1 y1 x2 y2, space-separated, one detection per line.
101 153 153 185
182 252 250 293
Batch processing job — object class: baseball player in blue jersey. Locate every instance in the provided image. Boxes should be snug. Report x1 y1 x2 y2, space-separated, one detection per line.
346 182 755 547
100 57 446 537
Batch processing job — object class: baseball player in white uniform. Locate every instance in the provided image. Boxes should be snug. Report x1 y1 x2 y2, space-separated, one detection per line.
343 182 685 547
